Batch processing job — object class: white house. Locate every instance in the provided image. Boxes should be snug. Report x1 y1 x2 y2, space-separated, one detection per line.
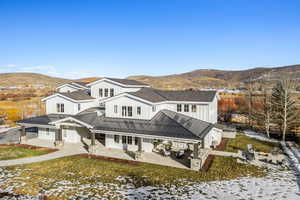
18 78 223 170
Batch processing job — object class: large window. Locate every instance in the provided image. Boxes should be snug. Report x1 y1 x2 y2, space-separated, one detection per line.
122 106 132 117
177 104 182 112
119 136 136 145
192 104 197 112
114 105 118 113
110 88 114 97
57 103 64 113
122 136 127 144
104 88 109 97
137 106 141 115
114 135 120 143
127 136 132 145
184 104 189 112
135 137 139 145
99 88 103 97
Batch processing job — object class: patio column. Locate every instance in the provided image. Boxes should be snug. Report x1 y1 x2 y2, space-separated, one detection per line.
193 143 199 159
20 125 27 144
88 131 96 154
54 127 64 148
190 143 201 171
138 137 142 152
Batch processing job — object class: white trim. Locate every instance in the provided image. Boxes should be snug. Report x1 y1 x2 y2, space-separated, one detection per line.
41 93 94 103
86 78 150 88
49 117 93 129
56 83 89 90
98 92 214 105
91 129 201 143
17 123 57 129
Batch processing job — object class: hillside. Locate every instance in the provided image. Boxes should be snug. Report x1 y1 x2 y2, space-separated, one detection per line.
0 73 70 88
128 65 300 90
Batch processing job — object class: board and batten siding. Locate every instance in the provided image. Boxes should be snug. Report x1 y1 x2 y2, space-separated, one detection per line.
45 96 94 115
90 80 141 99
105 95 153 119
105 95 217 123
105 134 154 152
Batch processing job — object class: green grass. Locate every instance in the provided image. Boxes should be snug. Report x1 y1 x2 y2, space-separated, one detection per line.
0 145 53 160
0 133 277 199
225 133 279 153
2 155 266 199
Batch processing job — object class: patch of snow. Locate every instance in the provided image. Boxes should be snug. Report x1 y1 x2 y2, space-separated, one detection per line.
243 130 279 143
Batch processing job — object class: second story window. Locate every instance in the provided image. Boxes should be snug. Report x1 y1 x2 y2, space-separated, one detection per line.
177 104 182 112
110 88 114 97
78 104 81 111
122 106 127 117
57 103 64 113
99 89 103 98
104 88 109 97
128 106 133 117
122 106 132 117
137 106 141 115
192 105 197 112
152 105 156 112
184 104 189 112
114 105 118 113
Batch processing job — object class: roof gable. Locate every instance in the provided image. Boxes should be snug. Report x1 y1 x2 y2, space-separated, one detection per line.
87 78 149 87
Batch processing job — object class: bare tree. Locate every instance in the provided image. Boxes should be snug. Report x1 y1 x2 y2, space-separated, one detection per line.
271 78 297 141
253 89 272 138
246 75 254 128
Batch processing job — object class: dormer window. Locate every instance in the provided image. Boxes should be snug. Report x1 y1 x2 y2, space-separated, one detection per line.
177 104 182 112
137 106 141 115
78 104 81 111
110 88 114 97
57 103 64 113
184 104 189 112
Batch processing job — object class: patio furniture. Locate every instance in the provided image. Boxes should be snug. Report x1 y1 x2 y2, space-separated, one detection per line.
175 149 185 159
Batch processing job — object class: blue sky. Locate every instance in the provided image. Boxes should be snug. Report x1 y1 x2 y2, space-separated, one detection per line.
0 0 300 79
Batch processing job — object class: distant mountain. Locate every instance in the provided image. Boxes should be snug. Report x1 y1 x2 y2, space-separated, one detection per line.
128 65 300 90
0 73 70 88
1 65 299 90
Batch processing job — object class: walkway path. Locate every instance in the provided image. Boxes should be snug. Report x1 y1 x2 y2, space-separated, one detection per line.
0 141 86 167
210 150 238 157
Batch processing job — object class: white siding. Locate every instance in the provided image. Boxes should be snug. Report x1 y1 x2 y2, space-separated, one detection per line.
38 128 56 141
45 96 94 115
90 80 142 99
105 95 214 123
105 96 153 119
105 134 153 152
203 128 222 148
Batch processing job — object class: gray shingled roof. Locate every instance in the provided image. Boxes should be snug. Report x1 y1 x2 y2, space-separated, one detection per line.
17 114 71 125
17 110 214 141
59 90 94 101
90 110 214 140
71 82 89 88
105 77 149 86
129 88 217 103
